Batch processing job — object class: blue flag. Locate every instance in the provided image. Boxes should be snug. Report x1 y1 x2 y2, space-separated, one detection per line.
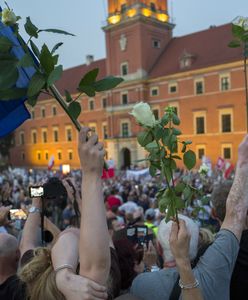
0 6 36 138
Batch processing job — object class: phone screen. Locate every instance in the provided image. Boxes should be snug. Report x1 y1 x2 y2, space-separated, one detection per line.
137 226 148 246
29 186 44 198
10 209 27 221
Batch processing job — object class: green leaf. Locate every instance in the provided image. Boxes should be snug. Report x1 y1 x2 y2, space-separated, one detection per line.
68 101 81 120
47 65 63 87
175 182 186 193
171 155 181 160
183 186 193 202
161 114 169 126
166 204 175 222
162 128 171 146
172 113 180 125
184 140 192 145
232 24 245 39
27 94 39 107
172 128 181 135
0 36 13 53
93 76 124 92
149 164 157 177
154 125 164 140
30 40 40 58
183 150 196 170
137 131 153 147
39 28 75 36
145 141 159 153
181 144 187 153
51 42 63 54
79 68 99 87
175 197 185 209
228 40 241 48
24 17 38 38
77 85 96 97
52 54 59 66
17 54 34 68
0 88 27 100
0 61 19 89
40 44 55 74
27 72 46 97
65 90 73 103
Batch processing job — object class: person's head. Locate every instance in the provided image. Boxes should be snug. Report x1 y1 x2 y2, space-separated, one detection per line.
157 214 199 264
211 181 232 224
0 233 20 272
19 247 65 300
145 208 156 222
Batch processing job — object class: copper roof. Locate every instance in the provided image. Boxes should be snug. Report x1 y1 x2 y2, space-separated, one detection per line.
149 23 243 78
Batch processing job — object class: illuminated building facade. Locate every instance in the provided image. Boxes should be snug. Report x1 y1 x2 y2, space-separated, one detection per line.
10 0 245 169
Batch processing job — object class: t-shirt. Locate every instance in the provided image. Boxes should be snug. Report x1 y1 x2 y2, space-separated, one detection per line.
230 230 248 300
0 275 26 300
131 229 239 300
107 195 122 209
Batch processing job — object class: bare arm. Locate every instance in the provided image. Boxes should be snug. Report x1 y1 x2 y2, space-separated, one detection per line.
221 135 248 241
52 228 107 300
170 220 203 300
78 128 110 285
19 198 41 257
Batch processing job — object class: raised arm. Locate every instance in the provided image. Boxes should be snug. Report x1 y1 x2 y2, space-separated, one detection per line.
170 220 203 300
221 135 248 241
78 128 110 285
19 197 41 257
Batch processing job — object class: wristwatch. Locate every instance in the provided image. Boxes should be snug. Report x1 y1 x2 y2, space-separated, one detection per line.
28 206 41 214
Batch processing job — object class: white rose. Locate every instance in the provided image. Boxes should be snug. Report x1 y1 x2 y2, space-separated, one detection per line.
1 8 17 26
199 164 209 176
232 16 248 31
130 102 156 128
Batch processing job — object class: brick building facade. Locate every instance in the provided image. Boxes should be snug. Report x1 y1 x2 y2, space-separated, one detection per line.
10 0 246 169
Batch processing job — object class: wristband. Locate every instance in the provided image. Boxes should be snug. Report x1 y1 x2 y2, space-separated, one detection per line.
54 264 75 273
179 278 199 289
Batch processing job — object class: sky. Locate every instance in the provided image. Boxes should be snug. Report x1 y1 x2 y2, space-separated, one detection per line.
2 0 248 69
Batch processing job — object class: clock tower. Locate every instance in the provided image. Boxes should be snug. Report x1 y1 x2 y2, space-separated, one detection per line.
103 0 174 79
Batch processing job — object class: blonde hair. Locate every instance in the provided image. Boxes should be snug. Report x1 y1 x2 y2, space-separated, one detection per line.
198 228 214 249
19 247 65 300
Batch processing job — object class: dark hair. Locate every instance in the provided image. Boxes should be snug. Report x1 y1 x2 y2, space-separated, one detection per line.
114 239 138 290
107 217 117 230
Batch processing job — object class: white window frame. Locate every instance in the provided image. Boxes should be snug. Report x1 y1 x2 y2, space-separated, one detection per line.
52 105 57 116
57 150 62 161
196 145 206 160
120 119 131 137
53 127 59 142
31 129 37 144
219 108 233 133
194 78 204 95
120 62 128 76
193 111 207 135
41 106 46 118
41 128 48 143
150 86 159 97
68 149 73 160
102 122 108 139
19 131 25 145
168 82 178 94
221 143 232 160
219 73 231 91
166 102 180 117
65 125 73 142
88 98 95 111
121 91 128 105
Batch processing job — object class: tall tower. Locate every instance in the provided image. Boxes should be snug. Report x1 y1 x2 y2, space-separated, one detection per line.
103 0 174 79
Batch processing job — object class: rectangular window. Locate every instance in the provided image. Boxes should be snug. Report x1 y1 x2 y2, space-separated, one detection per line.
151 87 159 96
223 147 231 159
169 84 177 94
20 132 25 145
89 99 95 111
152 39 160 48
21 152 25 160
221 114 231 132
198 148 205 159
58 151 62 160
42 131 47 143
41 108 46 118
102 98 107 109
103 125 108 139
220 75 230 91
196 117 205 134
122 93 128 105
66 128 72 142
153 109 159 120
53 129 59 142
45 152 49 160
68 151 73 160
121 63 128 76
32 131 37 144
37 152 41 161
122 123 129 137
52 106 57 116
195 80 204 94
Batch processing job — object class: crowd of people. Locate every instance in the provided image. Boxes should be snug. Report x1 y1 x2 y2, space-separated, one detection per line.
0 127 248 300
